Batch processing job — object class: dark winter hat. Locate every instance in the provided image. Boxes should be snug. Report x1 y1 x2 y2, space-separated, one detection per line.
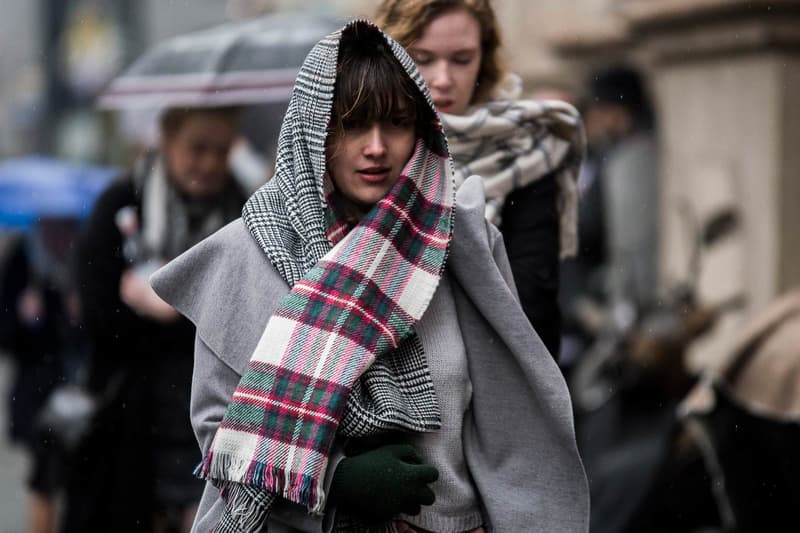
588 65 653 127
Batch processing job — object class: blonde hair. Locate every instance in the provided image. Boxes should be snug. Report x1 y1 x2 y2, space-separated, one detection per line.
375 0 507 106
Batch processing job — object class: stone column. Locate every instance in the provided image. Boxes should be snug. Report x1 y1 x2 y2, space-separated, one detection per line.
623 0 800 370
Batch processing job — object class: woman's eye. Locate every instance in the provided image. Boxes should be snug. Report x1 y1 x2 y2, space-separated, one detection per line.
452 55 474 66
411 53 432 66
389 115 412 128
189 143 207 157
342 119 366 131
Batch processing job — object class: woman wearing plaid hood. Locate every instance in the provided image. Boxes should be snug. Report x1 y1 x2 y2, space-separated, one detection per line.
152 21 588 533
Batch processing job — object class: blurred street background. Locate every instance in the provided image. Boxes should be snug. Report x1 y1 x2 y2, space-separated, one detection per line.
0 355 29 532
0 1 798 532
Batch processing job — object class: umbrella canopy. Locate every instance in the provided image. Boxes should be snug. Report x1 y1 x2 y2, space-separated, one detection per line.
98 12 342 109
0 156 119 228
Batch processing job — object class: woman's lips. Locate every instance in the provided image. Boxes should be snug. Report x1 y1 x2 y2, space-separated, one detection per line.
434 99 454 113
357 167 391 183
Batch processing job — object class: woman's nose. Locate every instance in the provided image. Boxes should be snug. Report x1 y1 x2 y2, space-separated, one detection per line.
428 61 453 90
200 151 226 176
363 124 387 157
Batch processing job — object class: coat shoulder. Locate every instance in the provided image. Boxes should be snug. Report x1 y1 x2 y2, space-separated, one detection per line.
151 219 288 372
453 175 502 255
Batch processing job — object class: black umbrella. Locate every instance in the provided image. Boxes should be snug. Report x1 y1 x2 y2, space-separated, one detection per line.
98 12 341 109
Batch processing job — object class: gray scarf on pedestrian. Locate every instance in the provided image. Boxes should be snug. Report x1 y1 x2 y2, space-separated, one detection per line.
134 153 243 261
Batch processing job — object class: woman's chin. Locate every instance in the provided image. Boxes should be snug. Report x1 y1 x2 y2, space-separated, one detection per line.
178 180 226 199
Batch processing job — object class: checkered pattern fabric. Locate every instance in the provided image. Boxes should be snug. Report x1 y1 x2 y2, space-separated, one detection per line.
215 484 277 533
442 95 585 258
199 20 455 532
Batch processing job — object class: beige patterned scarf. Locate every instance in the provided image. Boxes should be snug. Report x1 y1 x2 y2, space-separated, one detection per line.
440 74 584 258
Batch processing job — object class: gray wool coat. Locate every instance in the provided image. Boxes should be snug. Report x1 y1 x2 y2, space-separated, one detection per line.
151 177 590 532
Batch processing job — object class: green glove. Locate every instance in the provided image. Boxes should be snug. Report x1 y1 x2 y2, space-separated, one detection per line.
330 443 439 521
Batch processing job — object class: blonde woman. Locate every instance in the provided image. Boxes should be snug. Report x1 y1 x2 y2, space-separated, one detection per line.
377 0 585 361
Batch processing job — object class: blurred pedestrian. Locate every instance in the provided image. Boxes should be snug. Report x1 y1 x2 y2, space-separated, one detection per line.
583 65 659 312
0 219 84 533
557 65 659 371
151 20 588 532
62 106 247 533
567 67 670 533
376 0 585 361
558 137 609 369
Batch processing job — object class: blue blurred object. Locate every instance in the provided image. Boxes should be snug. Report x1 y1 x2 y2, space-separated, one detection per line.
0 156 119 228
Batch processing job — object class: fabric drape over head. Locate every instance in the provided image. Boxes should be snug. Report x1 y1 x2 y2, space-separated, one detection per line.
441 74 585 258
195 19 456 527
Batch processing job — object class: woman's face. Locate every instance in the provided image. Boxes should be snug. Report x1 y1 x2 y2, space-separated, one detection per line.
326 115 416 217
409 8 482 116
162 113 236 198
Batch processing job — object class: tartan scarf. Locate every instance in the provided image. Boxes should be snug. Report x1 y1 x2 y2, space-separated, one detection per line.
197 20 455 531
441 75 585 258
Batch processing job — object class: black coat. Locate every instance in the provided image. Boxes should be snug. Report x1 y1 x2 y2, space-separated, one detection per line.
499 171 562 360
62 177 245 532
0 235 64 446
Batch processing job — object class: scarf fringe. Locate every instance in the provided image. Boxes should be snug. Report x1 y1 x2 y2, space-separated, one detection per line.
197 450 326 514
215 483 268 533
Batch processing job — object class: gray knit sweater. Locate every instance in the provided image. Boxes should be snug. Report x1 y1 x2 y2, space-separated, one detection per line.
400 273 483 532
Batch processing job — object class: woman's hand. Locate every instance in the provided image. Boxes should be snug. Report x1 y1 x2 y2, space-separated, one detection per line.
330 443 438 522
119 269 178 322
17 286 44 325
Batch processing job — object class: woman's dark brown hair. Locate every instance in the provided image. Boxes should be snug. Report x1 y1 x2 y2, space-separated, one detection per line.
328 24 438 150
375 0 507 105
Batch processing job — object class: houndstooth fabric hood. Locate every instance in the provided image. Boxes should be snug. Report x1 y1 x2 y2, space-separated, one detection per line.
242 20 449 286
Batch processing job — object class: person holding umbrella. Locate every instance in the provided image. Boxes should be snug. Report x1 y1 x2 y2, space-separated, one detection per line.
62 106 247 533
151 20 587 532
375 0 585 362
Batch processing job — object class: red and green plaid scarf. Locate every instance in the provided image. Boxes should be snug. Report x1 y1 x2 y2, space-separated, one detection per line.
197 139 454 513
